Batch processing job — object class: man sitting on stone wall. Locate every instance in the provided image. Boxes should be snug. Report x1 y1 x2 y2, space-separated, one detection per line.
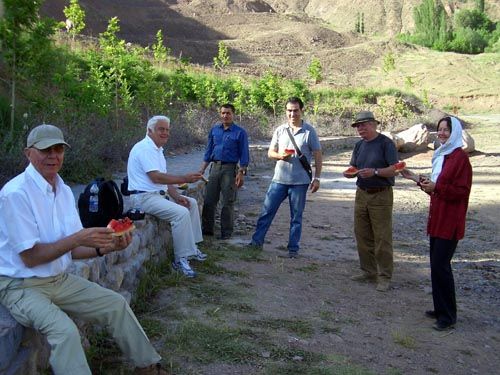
127 115 206 278
0 124 168 375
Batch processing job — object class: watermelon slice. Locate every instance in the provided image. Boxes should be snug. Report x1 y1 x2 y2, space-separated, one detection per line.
344 166 359 177
284 148 296 155
393 161 406 173
178 183 189 190
107 218 136 236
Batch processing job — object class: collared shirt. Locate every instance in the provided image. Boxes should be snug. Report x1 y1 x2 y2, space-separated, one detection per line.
203 123 249 167
350 133 399 188
271 122 321 185
0 164 81 278
127 135 168 192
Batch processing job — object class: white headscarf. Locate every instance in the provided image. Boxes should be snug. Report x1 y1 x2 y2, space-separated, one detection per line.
430 116 463 182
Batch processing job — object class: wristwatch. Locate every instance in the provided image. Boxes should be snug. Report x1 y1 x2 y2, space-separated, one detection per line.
313 177 320 182
238 168 247 175
374 169 379 176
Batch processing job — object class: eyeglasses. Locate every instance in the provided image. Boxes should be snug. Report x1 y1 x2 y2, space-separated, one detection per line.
34 144 65 154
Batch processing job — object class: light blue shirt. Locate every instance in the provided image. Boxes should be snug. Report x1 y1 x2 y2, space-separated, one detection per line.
270 122 321 185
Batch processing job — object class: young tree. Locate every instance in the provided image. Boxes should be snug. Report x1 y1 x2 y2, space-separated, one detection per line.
213 41 231 70
63 0 85 41
152 29 170 62
0 0 54 141
413 0 451 49
308 58 323 84
475 0 485 13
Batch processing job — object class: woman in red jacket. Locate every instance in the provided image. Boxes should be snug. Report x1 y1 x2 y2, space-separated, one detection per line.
402 116 472 331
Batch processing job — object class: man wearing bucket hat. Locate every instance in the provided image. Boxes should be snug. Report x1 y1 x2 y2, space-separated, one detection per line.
0 124 168 374
344 111 399 292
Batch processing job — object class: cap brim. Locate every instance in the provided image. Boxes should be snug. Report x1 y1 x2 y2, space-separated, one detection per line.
32 139 71 149
351 119 380 127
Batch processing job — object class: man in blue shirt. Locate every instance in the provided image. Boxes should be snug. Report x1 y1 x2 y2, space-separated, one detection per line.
199 104 250 240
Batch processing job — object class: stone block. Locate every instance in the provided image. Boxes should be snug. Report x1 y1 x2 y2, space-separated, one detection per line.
67 261 90 280
0 304 23 372
104 266 125 291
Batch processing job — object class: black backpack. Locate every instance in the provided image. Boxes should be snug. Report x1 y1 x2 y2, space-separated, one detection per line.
78 178 124 228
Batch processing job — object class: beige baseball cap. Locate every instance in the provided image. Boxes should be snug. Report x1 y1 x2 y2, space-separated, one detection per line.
27 124 70 149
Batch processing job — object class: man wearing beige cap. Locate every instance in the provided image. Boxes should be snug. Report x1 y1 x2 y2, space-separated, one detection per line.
343 111 399 292
0 124 168 374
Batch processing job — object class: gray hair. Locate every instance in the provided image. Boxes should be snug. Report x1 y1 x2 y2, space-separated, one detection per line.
146 115 170 132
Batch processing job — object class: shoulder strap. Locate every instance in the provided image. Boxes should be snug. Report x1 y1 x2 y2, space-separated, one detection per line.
285 127 303 156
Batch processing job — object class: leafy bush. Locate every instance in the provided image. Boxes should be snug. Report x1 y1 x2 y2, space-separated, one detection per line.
400 0 498 54
449 27 488 54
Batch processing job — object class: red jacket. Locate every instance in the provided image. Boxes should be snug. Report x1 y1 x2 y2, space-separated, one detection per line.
427 148 472 240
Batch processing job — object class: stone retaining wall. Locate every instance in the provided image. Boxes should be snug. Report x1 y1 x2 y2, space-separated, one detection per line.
0 136 358 374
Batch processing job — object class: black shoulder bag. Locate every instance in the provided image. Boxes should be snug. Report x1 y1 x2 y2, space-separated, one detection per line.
285 127 313 181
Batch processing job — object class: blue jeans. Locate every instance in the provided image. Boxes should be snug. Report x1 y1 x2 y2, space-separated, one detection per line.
251 182 309 253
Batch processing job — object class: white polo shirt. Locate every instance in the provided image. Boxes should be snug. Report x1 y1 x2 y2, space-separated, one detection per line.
127 135 168 192
0 164 82 278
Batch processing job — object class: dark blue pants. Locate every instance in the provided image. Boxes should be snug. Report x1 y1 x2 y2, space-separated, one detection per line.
430 237 458 325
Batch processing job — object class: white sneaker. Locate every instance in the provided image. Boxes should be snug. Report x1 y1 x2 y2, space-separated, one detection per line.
172 258 196 278
189 249 208 262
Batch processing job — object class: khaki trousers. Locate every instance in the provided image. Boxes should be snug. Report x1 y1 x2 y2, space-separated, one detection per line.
0 273 160 375
134 193 203 260
354 187 394 279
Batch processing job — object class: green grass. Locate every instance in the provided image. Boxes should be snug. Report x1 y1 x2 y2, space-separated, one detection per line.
297 263 321 272
391 330 417 349
164 320 261 363
247 317 315 338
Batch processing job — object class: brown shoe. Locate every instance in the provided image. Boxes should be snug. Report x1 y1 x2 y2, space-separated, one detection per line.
376 279 390 292
350 273 377 282
135 363 170 375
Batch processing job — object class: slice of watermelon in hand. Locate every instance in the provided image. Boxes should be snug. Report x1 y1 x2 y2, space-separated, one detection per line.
344 166 359 177
284 148 296 155
107 218 136 236
393 161 407 173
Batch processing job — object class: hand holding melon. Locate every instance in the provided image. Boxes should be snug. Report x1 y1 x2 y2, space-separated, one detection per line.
107 217 136 237
393 161 406 173
343 166 359 177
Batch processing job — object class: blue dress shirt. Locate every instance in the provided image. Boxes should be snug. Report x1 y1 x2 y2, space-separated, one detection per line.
203 123 249 167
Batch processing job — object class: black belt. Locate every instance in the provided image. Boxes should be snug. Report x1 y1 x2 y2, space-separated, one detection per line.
129 190 166 195
358 186 390 194
212 160 237 165
129 190 145 195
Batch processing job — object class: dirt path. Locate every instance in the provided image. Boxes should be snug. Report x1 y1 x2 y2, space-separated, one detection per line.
135 119 500 375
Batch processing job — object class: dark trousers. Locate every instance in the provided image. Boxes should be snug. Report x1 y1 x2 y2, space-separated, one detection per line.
202 163 237 236
430 236 458 325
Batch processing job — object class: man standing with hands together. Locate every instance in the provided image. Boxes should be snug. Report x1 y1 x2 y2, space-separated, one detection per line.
199 104 250 240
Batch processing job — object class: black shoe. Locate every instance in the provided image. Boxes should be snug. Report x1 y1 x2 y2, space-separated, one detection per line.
433 321 455 331
217 233 231 240
425 310 437 319
246 242 263 250
288 251 298 259
202 230 214 236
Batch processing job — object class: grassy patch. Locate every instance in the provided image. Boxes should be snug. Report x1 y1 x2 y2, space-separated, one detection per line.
391 330 417 349
247 317 315 338
320 236 334 241
188 282 241 305
297 263 321 273
165 320 261 363
139 317 167 339
86 330 126 374
132 257 175 313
